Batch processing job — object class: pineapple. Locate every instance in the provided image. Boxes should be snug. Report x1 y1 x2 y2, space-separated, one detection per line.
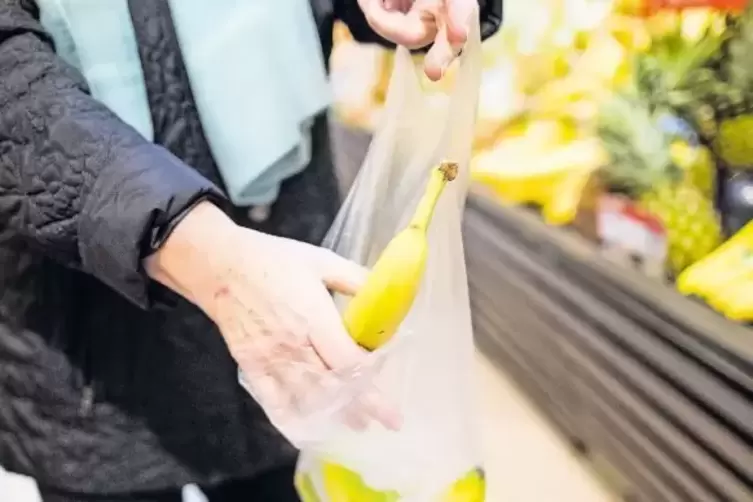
670 140 716 198
657 113 717 198
636 7 753 170
598 93 723 275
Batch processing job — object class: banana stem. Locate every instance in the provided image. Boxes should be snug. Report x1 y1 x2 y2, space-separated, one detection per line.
409 161 458 232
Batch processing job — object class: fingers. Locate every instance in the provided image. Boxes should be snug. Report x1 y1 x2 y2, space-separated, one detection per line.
383 0 413 12
423 23 461 81
361 0 439 49
357 388 403 431
242 337 400 433
316 248 369 297
445 0 477 45
359 0 475 81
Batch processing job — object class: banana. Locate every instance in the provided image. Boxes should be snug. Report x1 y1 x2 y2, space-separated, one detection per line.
321 461 369 502
712 280 753 322
321 461 400 502
676 221 753 297
442 467 486 502
343 162 458 351
295 471 322 502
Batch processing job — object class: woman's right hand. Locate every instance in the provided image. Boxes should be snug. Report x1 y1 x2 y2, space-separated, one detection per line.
145 201 400 432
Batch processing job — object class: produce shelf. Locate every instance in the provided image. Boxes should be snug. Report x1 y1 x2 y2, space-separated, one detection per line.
465 188 753 502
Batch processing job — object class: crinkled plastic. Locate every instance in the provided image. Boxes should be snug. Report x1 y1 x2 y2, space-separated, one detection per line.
241 14 483 502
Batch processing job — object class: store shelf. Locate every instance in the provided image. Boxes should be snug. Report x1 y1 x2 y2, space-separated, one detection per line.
465 189 753 502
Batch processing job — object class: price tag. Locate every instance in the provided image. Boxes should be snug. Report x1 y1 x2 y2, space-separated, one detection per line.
596 195 668 278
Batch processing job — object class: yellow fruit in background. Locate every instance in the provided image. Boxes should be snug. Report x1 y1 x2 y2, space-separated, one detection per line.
645 11 683 40
704 264 753 306
542 166 601 226
708 276 753 321
575 33 631 87
343 162 457 351
472 137 607 211
611 0 646 16
676 247 747 299
677 221 753 297
639 182 722 275
714 115 753 170
670 140 716 198
607 15 652 53
516 49 572 96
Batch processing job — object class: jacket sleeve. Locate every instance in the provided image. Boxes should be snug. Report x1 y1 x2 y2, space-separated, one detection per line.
334 0 503 47
0 0 225 309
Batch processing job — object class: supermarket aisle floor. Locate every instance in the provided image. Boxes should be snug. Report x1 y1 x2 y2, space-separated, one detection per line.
478 354 616 501
2 355 615 502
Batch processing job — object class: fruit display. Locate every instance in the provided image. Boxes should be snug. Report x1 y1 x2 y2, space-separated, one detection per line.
465 0 753 321
327 0 753 315
471 124 607 225
466 0 651 226
597 91 723 275
677 220 753 320
632 6 748 169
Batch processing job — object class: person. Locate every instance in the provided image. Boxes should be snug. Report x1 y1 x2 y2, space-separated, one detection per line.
0 0 501 501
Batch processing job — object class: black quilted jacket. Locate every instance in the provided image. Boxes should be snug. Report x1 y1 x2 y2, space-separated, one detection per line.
0 0 501 494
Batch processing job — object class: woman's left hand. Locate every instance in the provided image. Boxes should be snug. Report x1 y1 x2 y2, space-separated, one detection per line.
357 0 478 81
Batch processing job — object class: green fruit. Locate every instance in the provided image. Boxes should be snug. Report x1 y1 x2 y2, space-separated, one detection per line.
670 140 716 197
715 115 753 168
635 6 753 170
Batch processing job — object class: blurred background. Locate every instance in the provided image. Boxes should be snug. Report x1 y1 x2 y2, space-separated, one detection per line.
5 0 753 499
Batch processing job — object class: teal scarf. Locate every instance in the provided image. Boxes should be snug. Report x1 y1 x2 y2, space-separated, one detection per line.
38 0 331 207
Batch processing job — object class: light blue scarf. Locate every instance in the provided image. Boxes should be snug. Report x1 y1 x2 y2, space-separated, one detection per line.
38 0 331 207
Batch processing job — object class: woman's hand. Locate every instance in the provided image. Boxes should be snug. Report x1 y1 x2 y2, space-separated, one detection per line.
145 201 399 431
357 0 478 80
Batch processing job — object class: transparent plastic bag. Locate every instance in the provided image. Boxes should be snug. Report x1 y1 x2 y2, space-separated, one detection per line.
241 14 483 502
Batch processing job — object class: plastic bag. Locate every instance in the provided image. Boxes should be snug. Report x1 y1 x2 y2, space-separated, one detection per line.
241 14 483 502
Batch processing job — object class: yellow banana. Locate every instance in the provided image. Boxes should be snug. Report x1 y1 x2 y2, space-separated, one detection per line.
295 471 322 502
713 280 753 322
321 461 368 502
343 162 457 351
321 461 400 502
442 467 486 502
676 221 753 296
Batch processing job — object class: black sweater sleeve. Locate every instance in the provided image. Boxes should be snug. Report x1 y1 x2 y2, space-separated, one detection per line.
0 0 224 308
334 0 503 47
